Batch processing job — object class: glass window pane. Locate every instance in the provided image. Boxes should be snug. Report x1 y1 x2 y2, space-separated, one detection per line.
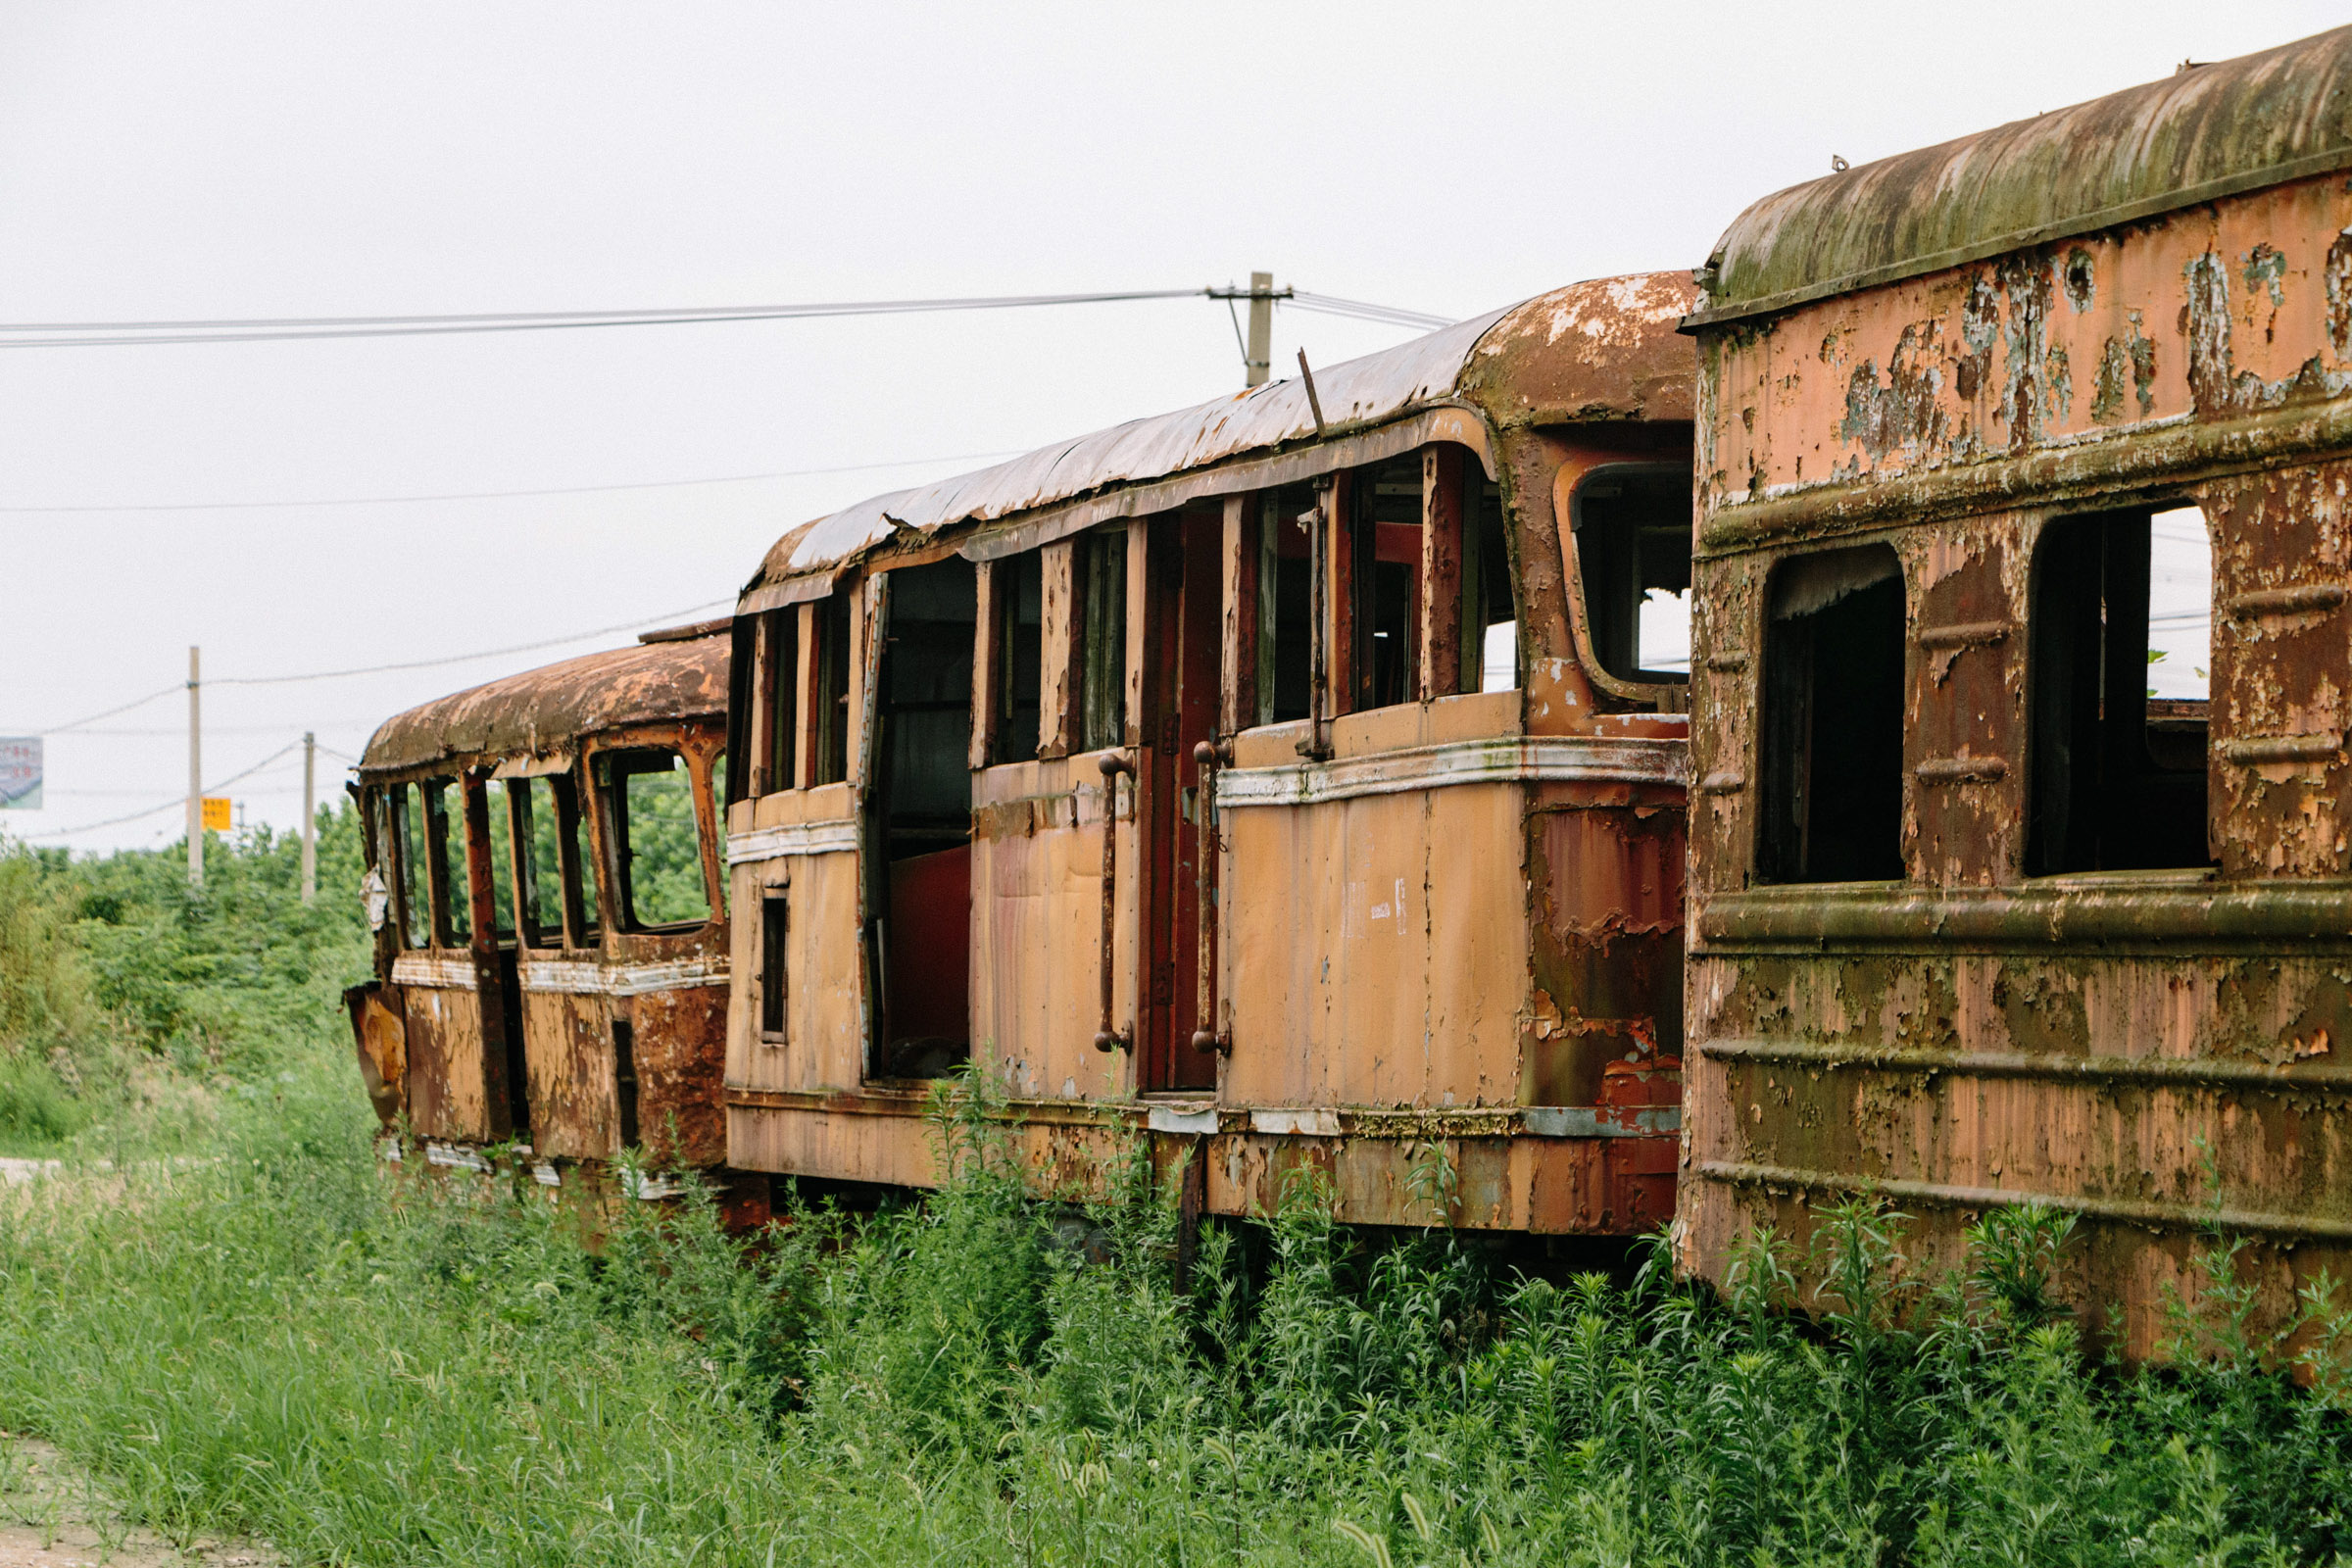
615 753 710 928
564 774 600 938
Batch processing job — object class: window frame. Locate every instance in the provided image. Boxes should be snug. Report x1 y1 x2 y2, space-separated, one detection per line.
595 746 715 935
1566 461 1692 708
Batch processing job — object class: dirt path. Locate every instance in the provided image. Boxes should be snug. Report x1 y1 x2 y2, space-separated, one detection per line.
0 1162 60 1188
0 1435 275 1568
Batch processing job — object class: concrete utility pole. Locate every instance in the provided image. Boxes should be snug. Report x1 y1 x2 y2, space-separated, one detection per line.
186 646 203 888
300 730 317 906
1245 270 1274 388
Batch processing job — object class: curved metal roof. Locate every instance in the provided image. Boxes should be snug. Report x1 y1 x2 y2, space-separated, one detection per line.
1686 24 2352 329
360 630 729 776
743 270 1698 603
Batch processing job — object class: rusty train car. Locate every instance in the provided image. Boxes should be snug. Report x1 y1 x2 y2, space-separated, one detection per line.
717 272 1698 1234
1677 25 2352 1348
347 619 760 1221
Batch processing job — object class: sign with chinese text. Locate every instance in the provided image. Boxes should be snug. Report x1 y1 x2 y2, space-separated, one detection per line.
201 796 232 832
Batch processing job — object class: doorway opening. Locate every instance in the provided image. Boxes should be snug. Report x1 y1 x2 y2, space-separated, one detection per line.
872 559 976 1079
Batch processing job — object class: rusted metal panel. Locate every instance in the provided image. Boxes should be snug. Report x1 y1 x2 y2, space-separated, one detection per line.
632 981 727 1166
1689 26 2352 329
360 633 726 778
1696 171 2352 535
2205 459 2352 876
519 990 613 1159
343 982 407 1129
1683 29 2352 1352
963 756 1136 1103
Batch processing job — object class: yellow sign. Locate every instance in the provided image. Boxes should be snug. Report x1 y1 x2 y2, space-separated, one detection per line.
201 797 232 833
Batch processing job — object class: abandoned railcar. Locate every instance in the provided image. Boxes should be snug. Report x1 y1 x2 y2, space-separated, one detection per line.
348 620 757 1219
1678 25 2352 1348
722 271 1698 1233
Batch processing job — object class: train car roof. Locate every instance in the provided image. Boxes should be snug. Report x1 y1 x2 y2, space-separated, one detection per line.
739 270 1697 611
1684 24 2352 330
359 625 729 777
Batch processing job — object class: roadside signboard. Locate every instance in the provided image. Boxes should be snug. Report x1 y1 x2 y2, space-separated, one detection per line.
0 738 40 809
201 796 232 832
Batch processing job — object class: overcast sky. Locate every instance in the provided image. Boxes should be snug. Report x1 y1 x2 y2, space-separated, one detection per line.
0 1 2338 852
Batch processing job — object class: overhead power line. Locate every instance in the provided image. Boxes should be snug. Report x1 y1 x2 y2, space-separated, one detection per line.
18 739 303 840
208 598 738 687
0 446 1028 514
0 285 1455 349
14 597 736 737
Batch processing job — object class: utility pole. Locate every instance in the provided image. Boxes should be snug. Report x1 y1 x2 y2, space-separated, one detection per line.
1245 270 1274 387
300 731 317 905
186 646 203 888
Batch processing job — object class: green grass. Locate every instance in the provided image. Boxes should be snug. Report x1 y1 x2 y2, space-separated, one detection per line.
2 825 2352 1566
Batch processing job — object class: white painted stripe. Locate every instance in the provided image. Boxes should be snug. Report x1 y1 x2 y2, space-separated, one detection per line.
1522 1105 1681 1138
727 818 860 864
423 1141 491 1172
1146 1104 1218 1135
517 958 729 997
1250 1107 1342 1137
390 955 478 989
1216 736 1687 809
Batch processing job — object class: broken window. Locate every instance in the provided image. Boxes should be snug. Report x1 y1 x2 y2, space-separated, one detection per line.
2026 508 2212 873
813 588 855 787
509 775 564 949
709 754 729 917
1078 530 1128 752
1471 477 1517 692
557 771 600 943
1255 486 1314 724
994 550 1045 763
600 750 711 930
760 891 788 1042
1574 466 1692 685
771 612 801 792
420 777 471 945
1757 545 1907 883
389 781 430 950
1353 455 1424 710
480 780 518 942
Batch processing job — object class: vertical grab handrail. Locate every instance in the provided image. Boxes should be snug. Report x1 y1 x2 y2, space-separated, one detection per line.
1191 739 1231 1056
1094 751 1135 1053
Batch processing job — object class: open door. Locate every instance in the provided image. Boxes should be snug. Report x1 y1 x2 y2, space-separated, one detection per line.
867 560 977 1079
1140 512 1223 1092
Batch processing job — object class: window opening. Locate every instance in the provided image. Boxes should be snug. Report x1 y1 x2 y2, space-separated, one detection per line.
601 750 711 930
612 1019 640 1149
481 780 518 942
1356 455 1423 710
814 589 854 786
2027 508 2211 873
874 559 974 1080
510 777 564 948
1256 484 1315 723
1078 530 1128 752
390 781 430 950
1757 546 1906 883
708 753 729 917
421 777 470 945
1467 476 1517 691
760 892 789 1042
554 772 599 943
1574 467 1692 684
995 551 1045 762
765 610 799 793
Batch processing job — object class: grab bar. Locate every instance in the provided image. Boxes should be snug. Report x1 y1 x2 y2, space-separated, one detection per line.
1094 751 1135 1053
1191 739 1231 1056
